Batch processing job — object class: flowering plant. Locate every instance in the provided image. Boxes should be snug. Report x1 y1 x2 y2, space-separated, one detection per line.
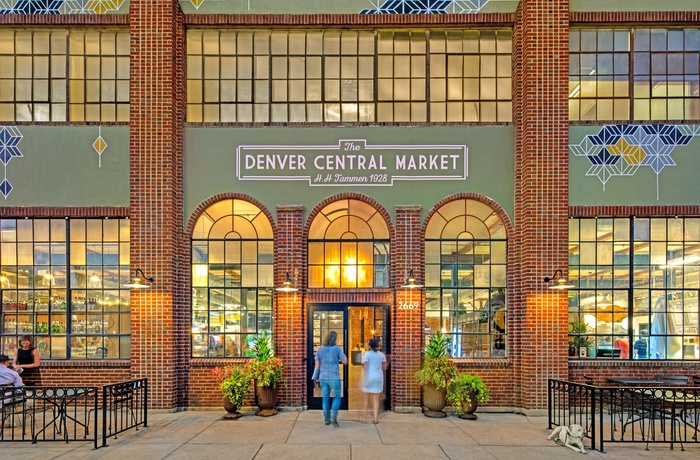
245 331 285 388
211 364 251 409
415 330 457 389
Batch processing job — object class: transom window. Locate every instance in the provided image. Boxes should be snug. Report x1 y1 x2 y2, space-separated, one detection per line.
0 218 131 359
569 28 700 121
308 199 390 288
191 199 274 358
568 217 700 360
0 29 130 122
424 198 507 358
186 29 512 123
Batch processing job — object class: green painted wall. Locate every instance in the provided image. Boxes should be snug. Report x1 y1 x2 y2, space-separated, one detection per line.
569 125 700 206
184 126 515 223
0 126 129 207
178 0 517 15
570 0 699 12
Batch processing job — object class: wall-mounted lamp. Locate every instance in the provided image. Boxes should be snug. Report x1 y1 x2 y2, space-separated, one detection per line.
401 269 423 289
543 269 575 290
275 272 299 292
0 274 9 289
123 268 155 289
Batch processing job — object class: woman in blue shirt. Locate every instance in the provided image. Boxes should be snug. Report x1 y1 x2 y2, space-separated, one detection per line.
313 331 347 426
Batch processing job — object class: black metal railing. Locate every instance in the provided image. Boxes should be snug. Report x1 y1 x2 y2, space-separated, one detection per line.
1 385 99 448
1 378 147 449
100 378 148 447
549 379 700 452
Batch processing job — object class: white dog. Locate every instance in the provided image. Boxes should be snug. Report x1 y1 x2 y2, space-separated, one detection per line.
548 424 587 454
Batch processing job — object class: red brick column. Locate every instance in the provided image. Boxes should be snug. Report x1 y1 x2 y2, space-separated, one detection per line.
392 205 423 411
512 1 570 410
129 1 188 409
275 205 305 408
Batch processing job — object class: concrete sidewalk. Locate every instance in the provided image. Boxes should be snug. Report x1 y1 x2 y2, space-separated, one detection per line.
1 410 699 459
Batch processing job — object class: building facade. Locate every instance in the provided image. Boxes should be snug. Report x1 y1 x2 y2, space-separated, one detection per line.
0 0 699 412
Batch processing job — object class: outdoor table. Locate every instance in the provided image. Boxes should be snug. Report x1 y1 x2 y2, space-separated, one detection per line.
607 378 660 386
33 388 89 443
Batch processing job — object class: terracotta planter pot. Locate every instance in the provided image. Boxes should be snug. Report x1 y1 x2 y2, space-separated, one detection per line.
422 383 447 418
255 386 278 416
459 391 478 420
222 396 242 419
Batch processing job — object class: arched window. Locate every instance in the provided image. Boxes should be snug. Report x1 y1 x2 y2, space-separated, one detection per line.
308 199 390 288
191 199 274 357
425 198 507 358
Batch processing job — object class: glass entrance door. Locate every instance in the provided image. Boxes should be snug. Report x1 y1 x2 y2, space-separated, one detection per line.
307 304 389 411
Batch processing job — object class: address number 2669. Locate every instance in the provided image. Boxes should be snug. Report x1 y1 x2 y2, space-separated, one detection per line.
397 301 420 310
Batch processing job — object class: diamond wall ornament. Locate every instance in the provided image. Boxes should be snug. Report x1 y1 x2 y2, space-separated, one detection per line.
84 0 125 14
93 126 107 167
0 126 23 199
571 124 700 199
0 0 127 13
12 0 64 14
361 0 488 14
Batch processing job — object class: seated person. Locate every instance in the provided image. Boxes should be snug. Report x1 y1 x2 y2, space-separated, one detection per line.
0 354 24 409
0 354 23 387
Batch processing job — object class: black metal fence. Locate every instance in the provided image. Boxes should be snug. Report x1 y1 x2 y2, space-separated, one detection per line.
548 379 700 452
1 378 147 449
100 378 148 447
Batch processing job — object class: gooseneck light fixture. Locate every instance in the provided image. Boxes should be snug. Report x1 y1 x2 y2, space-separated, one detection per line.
275 272 299 292
543 269 575 290
401 213 423 289
123 268 155 289
402 268 423 289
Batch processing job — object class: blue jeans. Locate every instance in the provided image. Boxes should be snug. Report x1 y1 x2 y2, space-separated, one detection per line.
320 379 342 422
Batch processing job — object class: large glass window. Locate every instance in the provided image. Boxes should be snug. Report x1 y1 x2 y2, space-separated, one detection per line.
186 29 513 123
569 28 700 121
307 199 390 288
569 217 700 360
424 198 507 358
0 29 129 122
191 199 274 358
0 218 131 359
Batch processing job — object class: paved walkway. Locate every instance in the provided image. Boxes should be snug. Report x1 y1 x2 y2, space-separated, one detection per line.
2 410 699 459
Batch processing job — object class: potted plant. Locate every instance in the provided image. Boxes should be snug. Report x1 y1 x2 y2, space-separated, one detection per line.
447 372 490 420
569 320 594 357
211 363 251 419
245 331 285 416
415 330 457 418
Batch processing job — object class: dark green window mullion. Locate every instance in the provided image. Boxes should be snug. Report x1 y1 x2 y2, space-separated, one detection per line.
373 31 378 122
266 30 272 122
65 218 72 359
425 30 431 123
320 31 326 122
629 29 636 122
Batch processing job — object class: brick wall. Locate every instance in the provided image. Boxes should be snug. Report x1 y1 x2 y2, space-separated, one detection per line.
513 0 571 410
129 0 187 409
393 206 423 410
275 205 305 407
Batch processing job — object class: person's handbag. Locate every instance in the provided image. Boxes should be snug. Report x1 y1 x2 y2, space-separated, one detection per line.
313 381 322 398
